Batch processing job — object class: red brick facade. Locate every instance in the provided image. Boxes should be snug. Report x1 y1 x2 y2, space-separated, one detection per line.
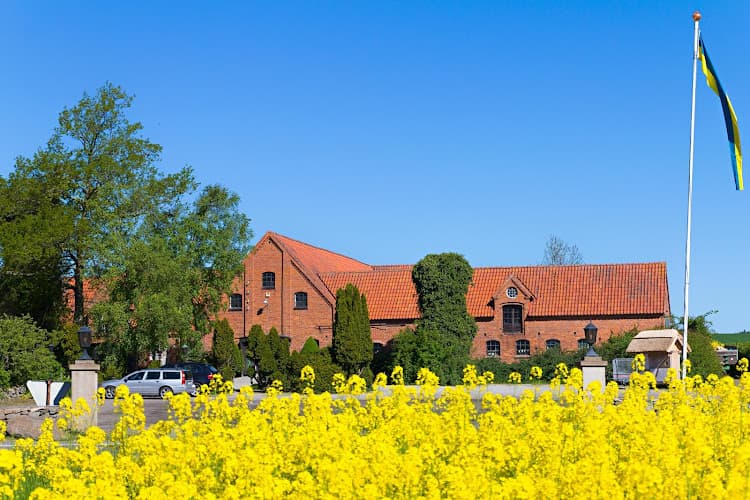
217 232 671 363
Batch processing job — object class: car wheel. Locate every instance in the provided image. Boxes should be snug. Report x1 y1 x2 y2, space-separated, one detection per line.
104 386 116 399
159 386 173 398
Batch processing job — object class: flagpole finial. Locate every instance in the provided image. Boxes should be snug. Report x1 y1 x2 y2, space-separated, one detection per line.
692 11 701 22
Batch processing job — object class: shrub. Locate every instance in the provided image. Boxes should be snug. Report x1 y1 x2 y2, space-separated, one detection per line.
0 315 64 387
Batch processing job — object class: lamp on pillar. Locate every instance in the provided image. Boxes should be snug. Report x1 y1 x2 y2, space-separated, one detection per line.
583 322 598 357
78 326 93 360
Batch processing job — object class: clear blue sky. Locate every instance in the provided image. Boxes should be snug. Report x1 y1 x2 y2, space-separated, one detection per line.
1 2 748 333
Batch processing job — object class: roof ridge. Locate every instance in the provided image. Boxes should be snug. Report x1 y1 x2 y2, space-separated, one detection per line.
471 262 666 271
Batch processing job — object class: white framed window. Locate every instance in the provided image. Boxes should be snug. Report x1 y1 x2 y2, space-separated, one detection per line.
546 339 561 350
516 339 530 356
294 292 308 310
486 340 500 357
229 293 243 311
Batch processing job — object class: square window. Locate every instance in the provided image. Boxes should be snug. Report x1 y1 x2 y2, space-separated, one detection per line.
229 293 243 311
486 340 500 357
294 292 308 310
262 272 275 290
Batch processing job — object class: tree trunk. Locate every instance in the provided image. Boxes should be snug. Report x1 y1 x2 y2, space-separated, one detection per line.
74 259 85 325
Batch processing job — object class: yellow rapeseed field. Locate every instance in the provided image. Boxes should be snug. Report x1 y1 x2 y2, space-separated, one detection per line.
1 361 749 499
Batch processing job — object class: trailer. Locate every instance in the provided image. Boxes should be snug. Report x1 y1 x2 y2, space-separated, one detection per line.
611 358 634 385
716 345 739 371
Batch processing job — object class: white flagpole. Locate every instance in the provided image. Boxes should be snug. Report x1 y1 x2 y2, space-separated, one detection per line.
683 11 701 379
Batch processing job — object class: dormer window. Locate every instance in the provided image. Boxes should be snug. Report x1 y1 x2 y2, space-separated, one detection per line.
503 304 523 333
506 287 518 299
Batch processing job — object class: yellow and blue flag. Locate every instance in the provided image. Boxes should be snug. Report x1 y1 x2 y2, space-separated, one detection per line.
698 36 743 191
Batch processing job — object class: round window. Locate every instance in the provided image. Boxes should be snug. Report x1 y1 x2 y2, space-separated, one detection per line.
506 287 518 299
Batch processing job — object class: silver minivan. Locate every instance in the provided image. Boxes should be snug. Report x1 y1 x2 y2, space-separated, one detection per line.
101 368 195 399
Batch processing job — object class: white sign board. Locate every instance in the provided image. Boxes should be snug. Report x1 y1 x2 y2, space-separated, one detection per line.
26 381 70 406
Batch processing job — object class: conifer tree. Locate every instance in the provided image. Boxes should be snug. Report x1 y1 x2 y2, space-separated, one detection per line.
267 326 290 386
247 324 275 388
332 283 373 375
212 319 242 381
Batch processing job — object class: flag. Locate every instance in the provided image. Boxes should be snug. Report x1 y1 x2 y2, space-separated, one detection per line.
698 36 743 191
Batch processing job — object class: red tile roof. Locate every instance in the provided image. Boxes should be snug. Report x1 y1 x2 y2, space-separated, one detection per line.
257 232 668 321
321 262 668 321
269 232 372 274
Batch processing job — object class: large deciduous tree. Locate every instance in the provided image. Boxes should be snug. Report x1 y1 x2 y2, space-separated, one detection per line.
332 283 373 375
0 83 193 326
92 184 251 372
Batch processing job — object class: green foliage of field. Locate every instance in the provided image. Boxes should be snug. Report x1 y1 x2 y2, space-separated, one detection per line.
712 333 750 345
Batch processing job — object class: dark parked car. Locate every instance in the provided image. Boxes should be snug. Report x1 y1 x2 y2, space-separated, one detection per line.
163 362 219 393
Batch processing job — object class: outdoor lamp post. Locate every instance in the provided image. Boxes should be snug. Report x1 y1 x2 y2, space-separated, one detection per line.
583 322 598 357
238 337 249 377
78 326 93 360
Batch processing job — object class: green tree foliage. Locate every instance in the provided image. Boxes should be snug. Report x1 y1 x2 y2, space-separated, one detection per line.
91 184 250 372
300 337 321 355
0 316 63 388
475 347 586 383
244 324 277 388
267 327 291 387
676 311 725 377
0 255 65 331
211 319 242 381
332 284 373 375
403 253 477 384
288 347 342 393
49 323 82 367
0 83 194 326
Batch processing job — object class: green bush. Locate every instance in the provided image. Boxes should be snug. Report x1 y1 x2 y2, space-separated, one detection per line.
288 348 342 393
0 315 64 388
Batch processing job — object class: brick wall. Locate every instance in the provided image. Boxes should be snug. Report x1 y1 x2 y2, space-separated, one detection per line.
217 237 336 352
473 315 666 362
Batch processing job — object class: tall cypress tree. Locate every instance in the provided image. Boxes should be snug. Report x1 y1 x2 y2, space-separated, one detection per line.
247 324 275 388
211 319 242 381
332 283 373 375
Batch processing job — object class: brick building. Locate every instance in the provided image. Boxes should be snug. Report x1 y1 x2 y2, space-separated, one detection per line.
218 231 671 363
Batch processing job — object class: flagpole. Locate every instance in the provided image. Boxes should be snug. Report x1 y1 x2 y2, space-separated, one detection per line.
683 11 701 380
